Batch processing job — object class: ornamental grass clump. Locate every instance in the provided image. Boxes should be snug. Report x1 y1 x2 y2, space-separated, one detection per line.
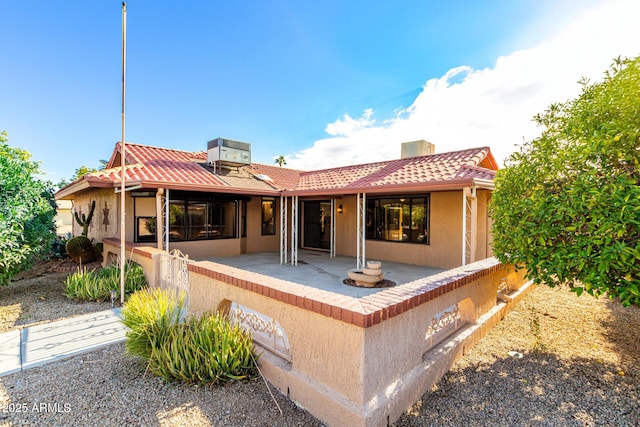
64 261 147 301
148 314 256 384
122 288 257 385
121 287 185 359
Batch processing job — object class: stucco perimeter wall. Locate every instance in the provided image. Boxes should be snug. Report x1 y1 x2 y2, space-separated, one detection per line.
186 257 531 427
102 238 164 288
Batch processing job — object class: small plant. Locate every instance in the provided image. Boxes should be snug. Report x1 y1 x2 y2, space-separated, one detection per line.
64 261 147 301
51 236 69 259
122 288 257 385
148 313 256 384
121 288 185 359
74 200 96 237
530 308 547 353
65 235 95 263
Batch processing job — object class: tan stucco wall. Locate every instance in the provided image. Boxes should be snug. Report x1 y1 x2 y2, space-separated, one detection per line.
169 238 242 260
245 196 280 253
183 258 531 427
335 191 465 269
71 188 123 242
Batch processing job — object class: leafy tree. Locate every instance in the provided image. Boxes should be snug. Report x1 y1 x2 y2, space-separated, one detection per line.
491 56 640 306
73 165 98 179
0 131 57 285
56 160 108 189
274 155 287 167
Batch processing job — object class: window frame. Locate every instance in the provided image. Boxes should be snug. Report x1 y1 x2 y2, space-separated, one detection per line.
168 198 239 242
366 194 430 245
261 197 276 235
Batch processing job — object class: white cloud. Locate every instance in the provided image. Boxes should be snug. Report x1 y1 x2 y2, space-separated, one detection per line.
287 0 640 170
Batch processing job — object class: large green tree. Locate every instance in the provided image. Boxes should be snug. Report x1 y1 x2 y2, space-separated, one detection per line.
491 56 640 306
0 131 57 285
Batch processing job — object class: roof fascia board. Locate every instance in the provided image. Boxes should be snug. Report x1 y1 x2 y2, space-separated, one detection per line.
132 181 281 196
283 179 477 197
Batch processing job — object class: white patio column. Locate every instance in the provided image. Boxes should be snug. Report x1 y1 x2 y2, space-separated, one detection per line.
356 192 366 269
165 189 170 252
469 187 477 263
291 195 298 266
155 188 164 250
461 187 477 265
280 195 288 264
330 199 336 258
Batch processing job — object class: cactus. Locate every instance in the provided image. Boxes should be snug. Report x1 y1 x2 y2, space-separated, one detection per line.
65 235 96 263
74 200 96 237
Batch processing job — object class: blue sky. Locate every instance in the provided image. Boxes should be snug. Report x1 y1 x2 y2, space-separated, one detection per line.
1 0 639 184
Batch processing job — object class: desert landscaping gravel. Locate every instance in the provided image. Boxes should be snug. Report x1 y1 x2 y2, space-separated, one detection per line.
1 261 639 426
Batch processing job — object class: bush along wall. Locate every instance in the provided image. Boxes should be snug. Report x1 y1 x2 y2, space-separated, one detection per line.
122 288 257 385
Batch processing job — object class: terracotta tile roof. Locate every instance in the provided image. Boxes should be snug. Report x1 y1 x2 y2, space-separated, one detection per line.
244 163 303 190
56 143 497 200
292 147 496 195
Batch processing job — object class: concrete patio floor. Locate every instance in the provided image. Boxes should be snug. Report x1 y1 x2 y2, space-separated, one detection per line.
203 249 446 298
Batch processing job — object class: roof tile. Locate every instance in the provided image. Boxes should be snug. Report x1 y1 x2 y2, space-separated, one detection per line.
58 143 497 198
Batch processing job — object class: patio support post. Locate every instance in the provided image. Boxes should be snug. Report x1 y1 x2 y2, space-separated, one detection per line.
461 186 478 265
280 195 288 264
356 192 366 269
461 189 467 265
165 189 170 252
468 186 477 263
155 188 164 250
291 195 298 266
332 199 336 258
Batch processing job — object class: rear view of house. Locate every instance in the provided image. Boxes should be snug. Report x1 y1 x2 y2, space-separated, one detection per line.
55 138 498 269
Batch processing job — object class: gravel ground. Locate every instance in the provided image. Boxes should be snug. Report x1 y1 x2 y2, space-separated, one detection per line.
0 260 109 334
1 263 639 426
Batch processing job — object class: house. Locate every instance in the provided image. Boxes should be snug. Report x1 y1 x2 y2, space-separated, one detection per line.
54 199 73 237
55 138 498 269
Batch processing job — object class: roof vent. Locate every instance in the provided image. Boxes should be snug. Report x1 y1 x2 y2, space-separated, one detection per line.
401 140 435 159
207 138 251 167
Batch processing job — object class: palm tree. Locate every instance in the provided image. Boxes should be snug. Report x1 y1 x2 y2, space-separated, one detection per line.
274 155 287 167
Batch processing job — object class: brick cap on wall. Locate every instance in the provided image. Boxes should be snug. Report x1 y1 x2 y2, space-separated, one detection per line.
188 257 506 329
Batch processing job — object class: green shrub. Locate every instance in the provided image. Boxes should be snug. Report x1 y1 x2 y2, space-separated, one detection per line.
121 288 185 359
0 131 57 286
64 261 147 301
148 313 256 384
122 288 257 384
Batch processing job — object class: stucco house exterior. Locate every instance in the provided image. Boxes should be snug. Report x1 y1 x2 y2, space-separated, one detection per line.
55 139 498 269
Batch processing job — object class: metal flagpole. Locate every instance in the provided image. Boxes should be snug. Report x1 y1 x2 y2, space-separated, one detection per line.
120 2 127 304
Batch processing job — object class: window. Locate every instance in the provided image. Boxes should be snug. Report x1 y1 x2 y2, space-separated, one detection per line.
262 198 276 235
366 195 430 244
241 200 247 237
133 196 157 243
136 217 156 242
169 199 238 241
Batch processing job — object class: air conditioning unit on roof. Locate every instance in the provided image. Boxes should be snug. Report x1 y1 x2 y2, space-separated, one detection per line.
207 137 251 167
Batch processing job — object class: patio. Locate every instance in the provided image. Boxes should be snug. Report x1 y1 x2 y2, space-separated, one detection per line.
104 239 532 427
203 249 446 298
